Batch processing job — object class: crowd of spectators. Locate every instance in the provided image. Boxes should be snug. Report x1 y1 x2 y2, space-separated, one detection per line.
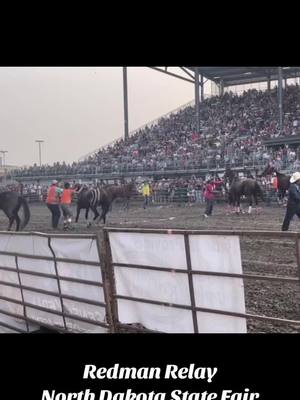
1 173 279 206
11 84 300 179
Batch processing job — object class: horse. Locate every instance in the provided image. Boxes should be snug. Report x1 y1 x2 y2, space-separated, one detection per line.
223 169 265 214
74 181 137 226
0 191 30 231
73 184 112 225
258 164 290 204
105 181 137 210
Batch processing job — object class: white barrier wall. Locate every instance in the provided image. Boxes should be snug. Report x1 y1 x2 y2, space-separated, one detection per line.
109 232 247 333
0 231 247 333
0 233 108 333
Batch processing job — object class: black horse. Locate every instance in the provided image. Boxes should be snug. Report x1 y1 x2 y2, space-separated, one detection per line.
224 169 265 214
258 164 290 203
0 191 30 231
73 184 94 226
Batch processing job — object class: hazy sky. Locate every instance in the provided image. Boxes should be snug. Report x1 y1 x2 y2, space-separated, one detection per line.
0 67 199 167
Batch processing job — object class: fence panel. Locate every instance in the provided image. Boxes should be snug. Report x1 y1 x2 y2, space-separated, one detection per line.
105 228 300 333
0 232 111 333
107 229 247 333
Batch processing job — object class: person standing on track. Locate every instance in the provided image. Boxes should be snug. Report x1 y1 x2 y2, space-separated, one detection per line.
281 172 300 231
46 180 63 229
142 180 150 209
60 182 75 230
203 177 224 218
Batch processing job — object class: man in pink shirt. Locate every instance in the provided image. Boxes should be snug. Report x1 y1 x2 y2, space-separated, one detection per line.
203 178 224 218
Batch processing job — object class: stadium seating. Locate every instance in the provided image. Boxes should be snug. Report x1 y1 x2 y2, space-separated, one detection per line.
11 84 300 178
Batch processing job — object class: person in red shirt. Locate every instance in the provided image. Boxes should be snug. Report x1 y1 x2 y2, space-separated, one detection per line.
272 174 278 191
203 178 224 218
60 182 75 230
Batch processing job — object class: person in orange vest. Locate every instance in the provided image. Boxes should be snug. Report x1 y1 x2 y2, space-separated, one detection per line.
61 182 75 230
46 180 63 228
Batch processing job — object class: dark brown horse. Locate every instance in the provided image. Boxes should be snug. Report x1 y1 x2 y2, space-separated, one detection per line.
224 169 265 214
105 181 137 209
258 164 290 203
0 191 30 231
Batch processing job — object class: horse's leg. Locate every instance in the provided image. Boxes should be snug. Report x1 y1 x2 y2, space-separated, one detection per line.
254 193 260 213
7 215 15 231
85 207 92 227
236 196 241 214
14 211 21 231
102 204 110 224
98 202 110 224
248 196 253 214
91 205 100 223
3 209 14 231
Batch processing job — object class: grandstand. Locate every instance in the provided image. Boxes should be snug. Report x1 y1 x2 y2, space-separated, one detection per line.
9 67 300 184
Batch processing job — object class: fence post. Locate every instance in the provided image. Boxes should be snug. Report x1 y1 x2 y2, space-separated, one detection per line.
96 230 118 333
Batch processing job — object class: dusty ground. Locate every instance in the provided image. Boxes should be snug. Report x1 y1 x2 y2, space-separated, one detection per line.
1 200 300 333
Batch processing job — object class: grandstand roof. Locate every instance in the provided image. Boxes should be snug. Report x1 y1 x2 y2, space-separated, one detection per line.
187 67 300 87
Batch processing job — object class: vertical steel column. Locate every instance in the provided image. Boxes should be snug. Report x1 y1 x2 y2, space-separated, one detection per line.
267 75 271 91
200 74 204 102
278 67 283 134
194 67 200 134
220 80 224 96
123 67 129 141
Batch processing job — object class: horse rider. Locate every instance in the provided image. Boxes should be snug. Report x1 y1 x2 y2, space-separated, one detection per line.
203 177 224 218
60 182 75 230
46 180 63 229
281 172 300 231
142 180 150 209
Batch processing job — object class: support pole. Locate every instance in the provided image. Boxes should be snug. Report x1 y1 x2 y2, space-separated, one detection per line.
194 67 200 135
38 142 42 167
220 80 224 96
200 74 204 102
278 67 283 134
267 75 271 91
123 67 129 141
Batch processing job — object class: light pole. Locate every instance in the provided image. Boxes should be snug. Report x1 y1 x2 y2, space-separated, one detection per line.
35 140 44 167
0 150 8 184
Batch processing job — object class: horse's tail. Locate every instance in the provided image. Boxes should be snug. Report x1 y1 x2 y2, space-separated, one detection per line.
19 196 30 230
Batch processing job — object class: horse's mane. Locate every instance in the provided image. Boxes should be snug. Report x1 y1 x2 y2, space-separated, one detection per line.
259 164 290 179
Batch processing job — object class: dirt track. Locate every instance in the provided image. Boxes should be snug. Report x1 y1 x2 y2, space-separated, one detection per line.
1 201 300 333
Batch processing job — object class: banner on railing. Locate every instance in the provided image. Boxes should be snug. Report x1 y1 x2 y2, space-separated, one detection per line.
0 233 109 333
108 231 247 333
